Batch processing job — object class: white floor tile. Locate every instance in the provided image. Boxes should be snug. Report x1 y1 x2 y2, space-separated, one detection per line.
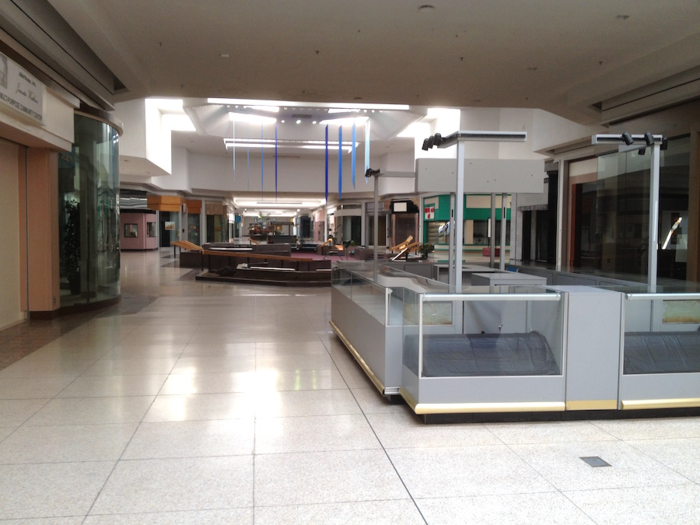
159 372 256 395
486 420 619 445
255 450 408 506
123 419 254 459
565 484 700 525
91 456 253 514
255 389 361 417
83 508 254 524
511 440 689 491
144 393 254 422
367 409 502 448
25 397 154 426
0 461 114 520
388 445 555 499
255 414 380 454
255 500 424 525
57 375 168 398
0 423 137 463
417 492 595 524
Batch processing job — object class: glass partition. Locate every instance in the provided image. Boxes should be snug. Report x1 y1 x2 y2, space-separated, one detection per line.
403 286 564 378
58 113 120 306
624 292 700 375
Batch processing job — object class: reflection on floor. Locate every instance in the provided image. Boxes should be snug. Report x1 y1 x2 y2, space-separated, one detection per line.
0 248 698 523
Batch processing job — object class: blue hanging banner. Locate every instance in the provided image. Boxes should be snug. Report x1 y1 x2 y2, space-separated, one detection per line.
364 120 371 183
324 125 329 202
338 126 343 200
351 122 356 188
261 124 264 200
247 124 250 191
275 123 278 201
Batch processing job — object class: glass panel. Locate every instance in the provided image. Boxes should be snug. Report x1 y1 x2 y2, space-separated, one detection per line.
187 214 200 244
58 114 120 306
331 266 352 299
624 295 700 374
124 224 138 238
147 222 157 237
402 288 421 376
573 135 689 282
425 220 449 245
405 287 563 378
351 277 387 324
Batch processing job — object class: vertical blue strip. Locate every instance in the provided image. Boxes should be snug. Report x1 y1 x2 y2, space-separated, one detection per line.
324 125 329 202
275 123 278 200
351 123 356 188
247 124 250 192
364 120 370 183
338 126 342 201
261 124 264 200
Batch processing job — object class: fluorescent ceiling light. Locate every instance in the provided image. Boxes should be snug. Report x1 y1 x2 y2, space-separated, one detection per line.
328 108 361 114
208 98 409 111
229 112 277 124
244 106 279 113
224 142 276 149
162 114 195 132
319 116 369 126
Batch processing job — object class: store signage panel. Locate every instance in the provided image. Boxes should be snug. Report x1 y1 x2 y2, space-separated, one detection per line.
0 52 44 125
416 158 544 194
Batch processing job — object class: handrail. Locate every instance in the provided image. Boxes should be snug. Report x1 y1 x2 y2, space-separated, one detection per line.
422 292 560 302
626 293 700 301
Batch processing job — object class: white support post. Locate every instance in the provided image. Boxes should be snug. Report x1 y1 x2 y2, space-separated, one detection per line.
648 142 661 291
448 193 455 287
454 142 465 292
490 194 496 268
373 174 379 282
500 193 507 271
556 161 565 271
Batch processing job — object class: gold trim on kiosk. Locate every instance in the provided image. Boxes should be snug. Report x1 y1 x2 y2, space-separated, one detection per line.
399 388 565 415
329 320 386 395
566 400 618 411
621 398 700 410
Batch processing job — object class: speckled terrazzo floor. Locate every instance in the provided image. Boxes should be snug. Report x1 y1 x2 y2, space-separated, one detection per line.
0 248 698 524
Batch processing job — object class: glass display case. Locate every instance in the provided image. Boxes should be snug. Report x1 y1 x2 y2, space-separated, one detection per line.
620 289 700 409
400 285 566 414
331 261 448 395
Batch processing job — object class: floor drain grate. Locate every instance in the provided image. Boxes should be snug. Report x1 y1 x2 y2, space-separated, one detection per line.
580 456 611 468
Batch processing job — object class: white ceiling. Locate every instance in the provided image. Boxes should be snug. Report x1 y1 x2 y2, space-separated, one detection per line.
48 0 700 213
48 0 700 124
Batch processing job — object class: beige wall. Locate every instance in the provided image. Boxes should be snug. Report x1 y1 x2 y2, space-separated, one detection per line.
0 139 21 329
19 149 60 313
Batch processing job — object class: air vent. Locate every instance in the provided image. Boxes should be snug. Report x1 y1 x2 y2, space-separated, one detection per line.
291 114 312 119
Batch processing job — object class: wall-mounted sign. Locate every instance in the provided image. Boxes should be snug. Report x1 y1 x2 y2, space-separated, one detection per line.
164 221 176 231
424 206 435 219
0 52 44 125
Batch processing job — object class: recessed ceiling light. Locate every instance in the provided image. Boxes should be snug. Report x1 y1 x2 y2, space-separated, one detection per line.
220 53 230 59
312 121 317 124
296 120 301 124
418 5 435 13
281 120 286 123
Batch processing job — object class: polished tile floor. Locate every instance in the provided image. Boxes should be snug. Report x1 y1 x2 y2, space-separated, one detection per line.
1 249 700 523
